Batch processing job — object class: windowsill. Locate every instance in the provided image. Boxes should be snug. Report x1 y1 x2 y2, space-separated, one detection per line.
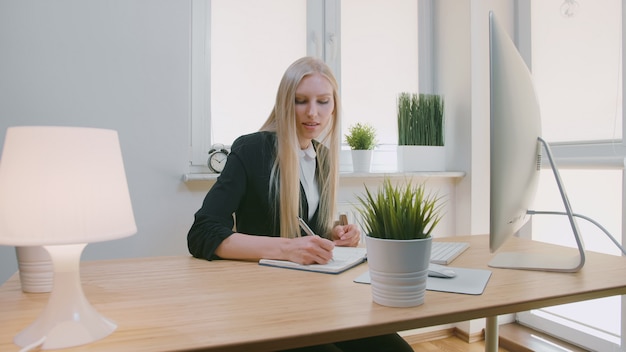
339 171 465 180
183 171 466 183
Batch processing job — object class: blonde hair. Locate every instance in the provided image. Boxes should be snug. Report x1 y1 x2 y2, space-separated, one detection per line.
259 57 340 239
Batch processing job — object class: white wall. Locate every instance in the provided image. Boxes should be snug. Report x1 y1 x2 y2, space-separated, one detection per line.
433 0 473 235
0 0 208 283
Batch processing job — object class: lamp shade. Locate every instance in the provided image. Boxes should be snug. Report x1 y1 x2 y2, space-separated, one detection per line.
0 126 137 246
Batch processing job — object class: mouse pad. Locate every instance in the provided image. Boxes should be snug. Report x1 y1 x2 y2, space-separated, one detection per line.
353 267 492 295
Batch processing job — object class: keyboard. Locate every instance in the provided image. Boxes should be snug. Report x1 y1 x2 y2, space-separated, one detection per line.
430 241 470 265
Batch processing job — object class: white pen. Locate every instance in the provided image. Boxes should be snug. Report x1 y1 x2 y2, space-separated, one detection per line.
298 217 316 237
299 217 335 263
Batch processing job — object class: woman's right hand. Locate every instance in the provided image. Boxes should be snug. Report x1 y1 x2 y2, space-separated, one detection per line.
285 235 335 265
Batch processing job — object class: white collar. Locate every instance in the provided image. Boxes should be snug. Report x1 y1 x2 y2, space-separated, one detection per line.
298 143 316 160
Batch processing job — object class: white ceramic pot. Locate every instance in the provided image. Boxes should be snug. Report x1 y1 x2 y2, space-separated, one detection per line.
351 149 373 173
365 236 432 307
396 145 445 172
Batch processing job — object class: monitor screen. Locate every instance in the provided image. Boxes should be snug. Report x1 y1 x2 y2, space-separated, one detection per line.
488 12 585 272
488 11 542 253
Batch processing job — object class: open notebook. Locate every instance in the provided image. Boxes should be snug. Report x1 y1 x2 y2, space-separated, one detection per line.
259 247 367 274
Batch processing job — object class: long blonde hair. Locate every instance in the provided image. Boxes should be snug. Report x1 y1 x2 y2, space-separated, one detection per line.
259 57 340 239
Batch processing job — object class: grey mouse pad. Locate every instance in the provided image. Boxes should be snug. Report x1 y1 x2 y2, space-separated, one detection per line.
354 267 492 295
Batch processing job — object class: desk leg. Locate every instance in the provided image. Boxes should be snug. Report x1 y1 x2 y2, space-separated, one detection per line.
485 316 499 352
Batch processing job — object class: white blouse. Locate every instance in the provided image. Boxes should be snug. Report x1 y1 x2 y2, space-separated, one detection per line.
299 144 319 220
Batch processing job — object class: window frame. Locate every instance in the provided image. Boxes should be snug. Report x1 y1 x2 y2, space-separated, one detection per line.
189 0 211 172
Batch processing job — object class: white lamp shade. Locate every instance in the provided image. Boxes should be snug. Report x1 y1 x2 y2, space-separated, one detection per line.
0 126 137 246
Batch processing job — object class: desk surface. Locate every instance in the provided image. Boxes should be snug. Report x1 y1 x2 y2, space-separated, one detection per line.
1 235 626 351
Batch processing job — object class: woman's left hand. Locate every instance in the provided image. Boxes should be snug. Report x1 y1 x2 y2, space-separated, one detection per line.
331 224 361 247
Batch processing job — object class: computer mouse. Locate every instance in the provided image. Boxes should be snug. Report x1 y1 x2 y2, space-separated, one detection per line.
428 264 457 278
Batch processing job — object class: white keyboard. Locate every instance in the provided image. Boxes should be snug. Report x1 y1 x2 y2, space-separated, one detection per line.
430 241 470 265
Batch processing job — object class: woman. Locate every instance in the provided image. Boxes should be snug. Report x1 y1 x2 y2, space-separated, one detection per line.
187 57 413 352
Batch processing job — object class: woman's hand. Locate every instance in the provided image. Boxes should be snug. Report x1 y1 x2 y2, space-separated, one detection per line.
285 235 335 265
331 224 361 247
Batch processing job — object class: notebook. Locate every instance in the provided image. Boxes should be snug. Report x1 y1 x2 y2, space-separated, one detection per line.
259 247 367 274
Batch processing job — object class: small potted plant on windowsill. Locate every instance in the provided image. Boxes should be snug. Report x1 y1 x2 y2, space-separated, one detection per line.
397 93 445 171
345 123 377 173
355 178 445 307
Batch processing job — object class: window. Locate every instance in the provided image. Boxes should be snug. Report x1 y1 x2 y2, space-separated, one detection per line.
516 1 624 350
189 0 307 169
533 1 622 142
189 0 421 171
210 0 307 148
340 0 418 145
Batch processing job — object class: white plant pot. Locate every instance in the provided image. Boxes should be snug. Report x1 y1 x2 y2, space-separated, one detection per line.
397 145 445 172
365 236 432 307
351 150 373 173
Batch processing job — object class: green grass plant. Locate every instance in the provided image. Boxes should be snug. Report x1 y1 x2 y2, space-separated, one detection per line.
355 178 445 240
397 93 444 146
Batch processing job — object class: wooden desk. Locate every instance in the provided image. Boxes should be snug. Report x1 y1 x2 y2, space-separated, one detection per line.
1 235 626 351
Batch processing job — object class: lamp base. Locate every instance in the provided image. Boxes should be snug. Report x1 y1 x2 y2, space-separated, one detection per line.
15 246 53 293
14 244 117 350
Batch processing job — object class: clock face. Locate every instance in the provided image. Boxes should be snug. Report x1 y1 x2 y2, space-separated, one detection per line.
208 151 228 173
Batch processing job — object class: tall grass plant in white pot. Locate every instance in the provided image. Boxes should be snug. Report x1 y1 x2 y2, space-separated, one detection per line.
397 93 445 171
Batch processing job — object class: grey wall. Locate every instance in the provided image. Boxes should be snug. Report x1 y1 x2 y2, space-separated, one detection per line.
0 0 208 283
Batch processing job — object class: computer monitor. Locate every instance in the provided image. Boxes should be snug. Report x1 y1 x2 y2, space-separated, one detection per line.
488 11 585 272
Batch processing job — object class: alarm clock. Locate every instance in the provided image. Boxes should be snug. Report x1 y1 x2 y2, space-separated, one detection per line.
207 143 229 173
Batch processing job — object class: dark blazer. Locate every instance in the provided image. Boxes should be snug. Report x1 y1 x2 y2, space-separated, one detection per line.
187 131 323 260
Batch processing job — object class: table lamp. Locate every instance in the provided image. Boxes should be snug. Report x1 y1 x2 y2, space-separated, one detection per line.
0 126 137 349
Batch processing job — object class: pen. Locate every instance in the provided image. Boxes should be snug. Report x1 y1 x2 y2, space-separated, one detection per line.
299 217 335 263
298 217 316 237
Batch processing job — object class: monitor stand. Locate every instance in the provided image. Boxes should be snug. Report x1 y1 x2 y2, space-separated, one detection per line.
489 137 586 272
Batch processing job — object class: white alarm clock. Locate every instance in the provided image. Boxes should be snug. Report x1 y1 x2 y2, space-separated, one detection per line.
207 143 229 173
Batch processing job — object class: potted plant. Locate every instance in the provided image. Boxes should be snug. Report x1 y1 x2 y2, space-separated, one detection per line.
397 93 446 171
345 123 377 173
355 178 445 307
